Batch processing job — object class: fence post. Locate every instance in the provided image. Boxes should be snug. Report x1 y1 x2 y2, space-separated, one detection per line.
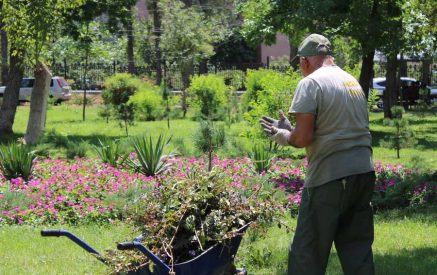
266 56 270 69
63 58 67 79
113 60 116 75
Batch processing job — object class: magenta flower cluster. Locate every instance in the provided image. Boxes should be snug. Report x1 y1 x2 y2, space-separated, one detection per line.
0 158 154 225
374 162 411 192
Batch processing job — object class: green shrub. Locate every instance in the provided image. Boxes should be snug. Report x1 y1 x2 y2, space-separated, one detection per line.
368 89 380 111
126 134 173 176
98 104 112 123
128 82 164 121
242 69 272 108
93 139 127 168
216 70 245 90
242 69 301 137
380 106 417 158
102 73 141 134
193 120 226 171
66 140 89 159
102 73 141 106
189 74 228 119
0 143 36 181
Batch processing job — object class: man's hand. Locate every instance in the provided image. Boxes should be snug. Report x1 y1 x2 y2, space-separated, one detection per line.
260 123 291 146
259 110 294 131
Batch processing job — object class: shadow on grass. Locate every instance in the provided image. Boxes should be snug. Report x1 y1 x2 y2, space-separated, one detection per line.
0 133 22 145
371 129 437 151
374 247 437 275
370 130 387 147
375 206 437 226
273 246 437 275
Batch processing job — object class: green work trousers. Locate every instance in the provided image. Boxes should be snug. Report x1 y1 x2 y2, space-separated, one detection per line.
288 171 376 275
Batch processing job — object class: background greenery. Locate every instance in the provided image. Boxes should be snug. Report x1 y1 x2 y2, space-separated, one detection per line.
5 104 437 169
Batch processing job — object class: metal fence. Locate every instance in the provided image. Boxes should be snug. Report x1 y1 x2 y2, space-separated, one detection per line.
374 62 437 86
40 60 436 91
47 61 285 90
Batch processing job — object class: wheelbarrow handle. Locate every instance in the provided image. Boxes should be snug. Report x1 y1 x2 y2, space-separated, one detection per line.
117 241 170 272
40 229 102 257
41 229 63 237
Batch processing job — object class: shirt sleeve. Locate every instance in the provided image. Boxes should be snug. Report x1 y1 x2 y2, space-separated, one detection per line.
289 78 320 115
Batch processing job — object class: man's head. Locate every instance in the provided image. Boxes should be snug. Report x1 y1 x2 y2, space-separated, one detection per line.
293 34 334 76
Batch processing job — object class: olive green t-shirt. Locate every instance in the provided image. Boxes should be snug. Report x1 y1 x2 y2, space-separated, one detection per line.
289 65 374 187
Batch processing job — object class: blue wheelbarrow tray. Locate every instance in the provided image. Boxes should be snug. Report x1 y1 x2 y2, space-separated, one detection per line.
41 223 250 275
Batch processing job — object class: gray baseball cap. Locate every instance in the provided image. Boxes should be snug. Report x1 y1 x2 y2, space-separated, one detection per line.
291 34 332 64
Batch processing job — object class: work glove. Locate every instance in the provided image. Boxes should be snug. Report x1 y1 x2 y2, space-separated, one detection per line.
260 116 293 146
259 110 294 131
270 128 291 146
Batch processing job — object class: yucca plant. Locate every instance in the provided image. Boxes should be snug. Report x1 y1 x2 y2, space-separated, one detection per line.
93 139 128 167
126 134 173 176
0 143 37 181
249 143 275 174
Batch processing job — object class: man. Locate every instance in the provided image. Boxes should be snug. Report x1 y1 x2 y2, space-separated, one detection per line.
260 34 375 275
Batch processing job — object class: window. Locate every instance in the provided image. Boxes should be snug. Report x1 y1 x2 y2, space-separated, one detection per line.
21 79 35 88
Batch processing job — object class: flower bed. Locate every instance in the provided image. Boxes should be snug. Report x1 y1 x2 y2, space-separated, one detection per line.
1 157 435 226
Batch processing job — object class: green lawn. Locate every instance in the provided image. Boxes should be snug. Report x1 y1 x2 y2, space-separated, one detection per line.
1 208 436 275
7 104 437 168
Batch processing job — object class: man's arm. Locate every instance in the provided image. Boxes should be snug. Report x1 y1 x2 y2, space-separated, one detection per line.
288 113 315 148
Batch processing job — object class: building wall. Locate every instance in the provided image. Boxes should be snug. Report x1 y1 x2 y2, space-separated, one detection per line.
136 0 149 19
260 33 290 64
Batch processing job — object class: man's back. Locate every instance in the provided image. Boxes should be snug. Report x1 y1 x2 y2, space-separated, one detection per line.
290 65 373 187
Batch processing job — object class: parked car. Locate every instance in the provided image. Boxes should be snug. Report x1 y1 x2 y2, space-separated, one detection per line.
372 77 421 108
0 76 71 103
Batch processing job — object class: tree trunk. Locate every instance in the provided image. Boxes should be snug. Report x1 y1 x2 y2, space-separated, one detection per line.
399 53 407 77
359 49 375 99
0 52 24 135
24 61 52 144
199 59 208 74
289 44 298 70
383 54 398 118
0 22 8 85
421 58 431 86
82 52 88 121
181 61 193 118
126 19 135 74
152 0 162 85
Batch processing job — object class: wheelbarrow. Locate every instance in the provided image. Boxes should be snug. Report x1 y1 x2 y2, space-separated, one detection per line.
40 224 249 275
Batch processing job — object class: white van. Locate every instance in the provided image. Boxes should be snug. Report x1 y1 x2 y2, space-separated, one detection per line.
0 76 72 102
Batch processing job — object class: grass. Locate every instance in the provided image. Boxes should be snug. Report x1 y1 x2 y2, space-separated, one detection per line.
236 207 437 275
0 223 136 274
5 103 437 168
0 208 436 274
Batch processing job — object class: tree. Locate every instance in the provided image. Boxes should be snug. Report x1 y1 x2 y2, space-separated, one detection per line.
105 0 137 74
239 0 410 101
159 0 229 117
381 106 417 158
147 0 163 85
1 0 85 144
402 0 436 86
0 0 8 85
0 0 26 135
240 0 307 63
